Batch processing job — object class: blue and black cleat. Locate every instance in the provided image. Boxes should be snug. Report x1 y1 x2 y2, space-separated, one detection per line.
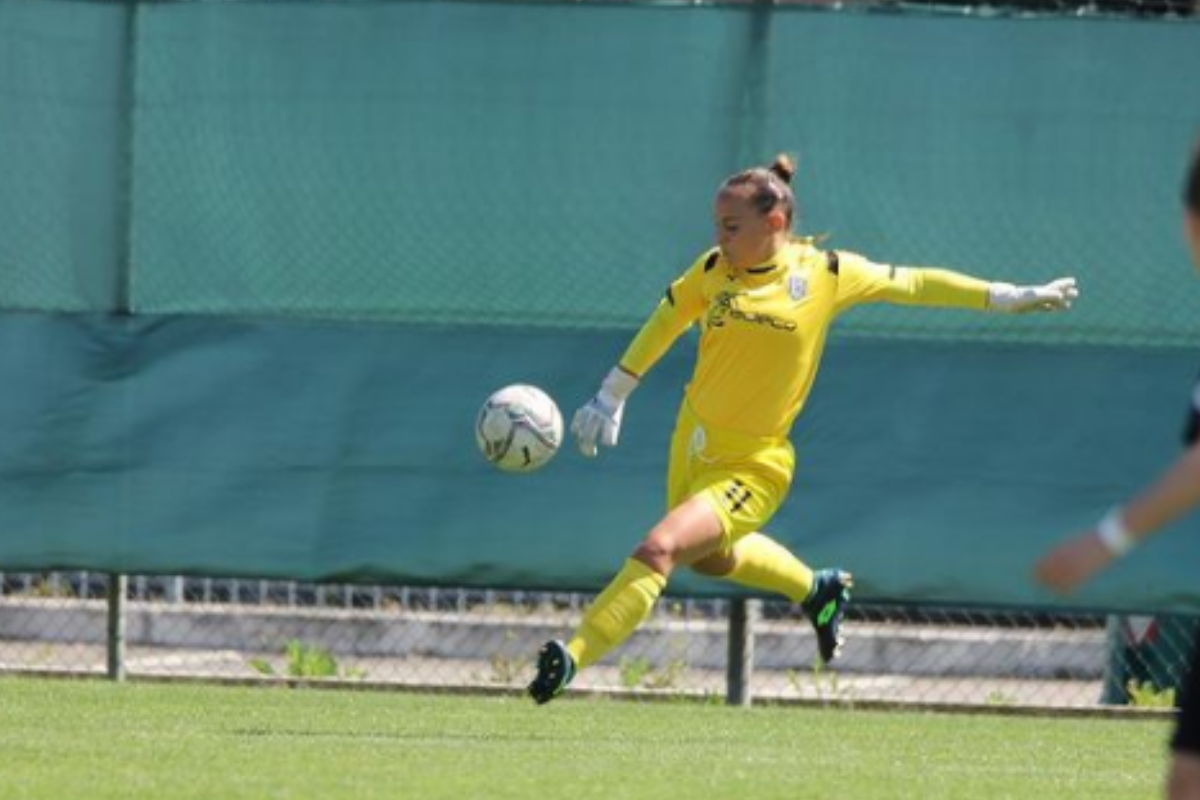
802 569 853 664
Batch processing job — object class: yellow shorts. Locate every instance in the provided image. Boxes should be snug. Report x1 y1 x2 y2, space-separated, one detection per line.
666 400 795 555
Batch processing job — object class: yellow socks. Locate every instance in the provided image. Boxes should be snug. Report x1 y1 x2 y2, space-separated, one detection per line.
567 558 667 669
724 532 814 603
563 539 808 671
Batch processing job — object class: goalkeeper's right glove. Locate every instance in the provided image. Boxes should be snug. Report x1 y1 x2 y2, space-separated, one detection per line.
571 366 639 458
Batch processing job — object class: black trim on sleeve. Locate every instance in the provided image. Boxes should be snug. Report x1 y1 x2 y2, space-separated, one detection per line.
665 286 676 306
825 250 839 275
704 251 720 272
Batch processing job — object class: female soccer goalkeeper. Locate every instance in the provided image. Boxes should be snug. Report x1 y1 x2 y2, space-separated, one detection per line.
528 153 1079 705
1035 136 1200 800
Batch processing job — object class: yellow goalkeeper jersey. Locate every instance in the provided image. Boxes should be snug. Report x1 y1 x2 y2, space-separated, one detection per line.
618 239 990 439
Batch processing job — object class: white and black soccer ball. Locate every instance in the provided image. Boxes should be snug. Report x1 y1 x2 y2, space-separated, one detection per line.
475 384 564 473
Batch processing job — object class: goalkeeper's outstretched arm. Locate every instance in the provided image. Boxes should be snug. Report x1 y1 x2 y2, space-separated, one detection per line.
884 265 1079 313
834 252 1079 314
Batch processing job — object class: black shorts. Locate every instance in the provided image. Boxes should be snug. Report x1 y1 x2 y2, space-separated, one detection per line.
1172 637 1200 754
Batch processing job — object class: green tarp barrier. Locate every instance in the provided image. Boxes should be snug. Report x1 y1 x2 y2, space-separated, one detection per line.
1 0 1199 609
0 314 1195 612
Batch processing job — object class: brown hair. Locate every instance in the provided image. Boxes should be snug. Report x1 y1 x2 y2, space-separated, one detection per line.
722 153 798 225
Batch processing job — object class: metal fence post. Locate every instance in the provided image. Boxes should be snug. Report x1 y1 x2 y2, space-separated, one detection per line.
726 597 759 706
107 574 127 682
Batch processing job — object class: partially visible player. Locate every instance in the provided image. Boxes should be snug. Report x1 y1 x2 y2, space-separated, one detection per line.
527 152 1080 705
1035 136 1200 800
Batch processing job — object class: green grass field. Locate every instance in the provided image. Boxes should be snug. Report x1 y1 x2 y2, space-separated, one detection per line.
0 677 1173 799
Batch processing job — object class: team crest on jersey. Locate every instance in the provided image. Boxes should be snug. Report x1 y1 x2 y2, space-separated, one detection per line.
788 273 808 302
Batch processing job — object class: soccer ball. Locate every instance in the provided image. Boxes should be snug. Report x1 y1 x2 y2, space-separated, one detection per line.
475 384 564 473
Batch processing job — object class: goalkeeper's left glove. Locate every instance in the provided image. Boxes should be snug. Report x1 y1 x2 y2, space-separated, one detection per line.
987 277 1079 313
571 366 639 458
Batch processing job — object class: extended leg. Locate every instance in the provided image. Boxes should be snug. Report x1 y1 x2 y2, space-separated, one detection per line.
528 496 723 704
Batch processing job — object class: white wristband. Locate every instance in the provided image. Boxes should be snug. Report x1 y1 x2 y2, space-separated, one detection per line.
1096 508 1136 557
987 282 1017 312
600 366 639 403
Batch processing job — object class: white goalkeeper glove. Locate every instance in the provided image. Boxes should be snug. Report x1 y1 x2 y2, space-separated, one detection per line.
571 366 639 458
987 277 1079 313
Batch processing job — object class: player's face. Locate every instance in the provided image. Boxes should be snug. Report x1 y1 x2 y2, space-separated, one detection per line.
713 188 782 270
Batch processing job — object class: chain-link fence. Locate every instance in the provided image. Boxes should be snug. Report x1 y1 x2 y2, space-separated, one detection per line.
2 571 1193 711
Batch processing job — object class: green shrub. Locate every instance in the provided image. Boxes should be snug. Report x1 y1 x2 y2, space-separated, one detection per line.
1126 679 1176 709
247 641 364 680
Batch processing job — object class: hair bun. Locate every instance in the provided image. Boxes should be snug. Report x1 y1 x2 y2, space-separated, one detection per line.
768 153 797 185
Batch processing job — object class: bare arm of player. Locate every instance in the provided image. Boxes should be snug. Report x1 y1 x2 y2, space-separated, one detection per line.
1034 441 1200 593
